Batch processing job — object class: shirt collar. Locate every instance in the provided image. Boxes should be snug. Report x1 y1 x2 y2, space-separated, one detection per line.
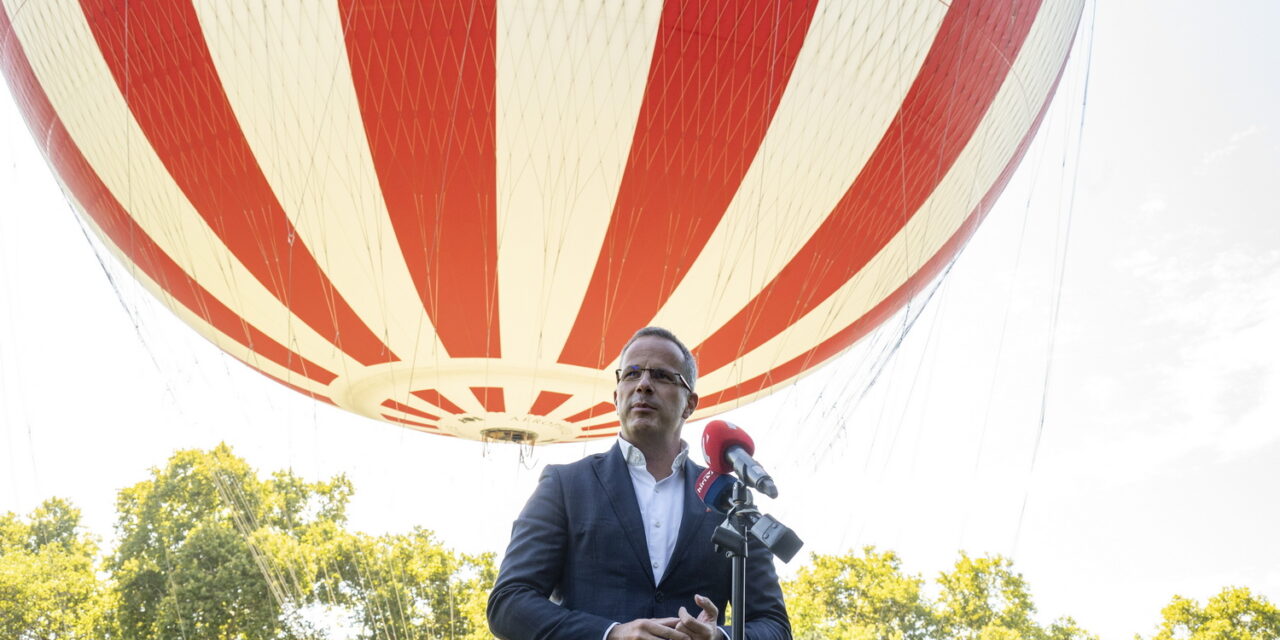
618 437 689 473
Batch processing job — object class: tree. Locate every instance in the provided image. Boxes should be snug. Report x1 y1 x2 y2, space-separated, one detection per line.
0 498 109 639
329 528 495 639
783 546 935 640
105 443 496 639
107 443 355 639
1145 587 1280 640
785 549 1097 640
935 553 1039 639
935 553 1096 640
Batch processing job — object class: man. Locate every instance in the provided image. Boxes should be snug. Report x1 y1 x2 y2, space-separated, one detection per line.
487 327 790 640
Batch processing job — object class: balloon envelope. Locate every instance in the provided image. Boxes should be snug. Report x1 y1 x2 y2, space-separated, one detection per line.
0 0 1084 443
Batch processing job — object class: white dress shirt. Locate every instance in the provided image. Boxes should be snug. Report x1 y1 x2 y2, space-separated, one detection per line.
603 440 729 640
618 437 689 585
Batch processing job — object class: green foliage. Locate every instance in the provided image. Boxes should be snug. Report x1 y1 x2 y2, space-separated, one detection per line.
107 444 344 639
936 552 1040 639
327 528 496 639
103 443 495 640
7 445 1279 640
1143 587 1280 640
784 546 934 640
784 548 1098 640
0 498 108 639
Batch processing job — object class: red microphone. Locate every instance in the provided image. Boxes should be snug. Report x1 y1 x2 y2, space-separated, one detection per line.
702 420 779 498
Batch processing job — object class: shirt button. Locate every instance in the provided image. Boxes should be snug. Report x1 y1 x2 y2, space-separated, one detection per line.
654 521 662 528
652 561 659 569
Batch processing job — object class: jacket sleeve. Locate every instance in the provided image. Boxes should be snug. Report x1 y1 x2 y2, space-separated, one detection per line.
744 533 793 639
717 528 791 640
487 465 617 640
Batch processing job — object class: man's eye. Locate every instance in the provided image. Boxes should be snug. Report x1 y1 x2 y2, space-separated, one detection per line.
650 369 675 382
622 369 643 380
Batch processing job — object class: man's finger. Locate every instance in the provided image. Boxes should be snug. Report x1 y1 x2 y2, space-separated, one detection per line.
642 619 691 640
694 594 719 621
675 606 715 640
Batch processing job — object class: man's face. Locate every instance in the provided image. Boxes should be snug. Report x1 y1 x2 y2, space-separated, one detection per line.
614 335 698 443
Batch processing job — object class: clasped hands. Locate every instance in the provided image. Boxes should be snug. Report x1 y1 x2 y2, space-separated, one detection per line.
606 594 721 640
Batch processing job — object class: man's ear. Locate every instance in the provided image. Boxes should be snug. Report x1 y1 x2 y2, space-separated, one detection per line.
682 392 699 420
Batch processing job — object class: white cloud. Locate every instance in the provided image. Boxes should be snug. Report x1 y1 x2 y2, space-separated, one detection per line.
1154 248 1280 458
1043 244 1280 493
1229 124 1261 144
1138 197 1167 214
1201 124 1262 164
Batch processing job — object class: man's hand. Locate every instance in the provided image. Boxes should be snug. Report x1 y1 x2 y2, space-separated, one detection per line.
607 617 689 640
674 594 721 640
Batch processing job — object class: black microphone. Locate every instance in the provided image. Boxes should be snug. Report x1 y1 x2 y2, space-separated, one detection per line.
702 420 779 499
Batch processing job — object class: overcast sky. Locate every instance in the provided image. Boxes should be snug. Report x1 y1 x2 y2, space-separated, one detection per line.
3 1 1278 638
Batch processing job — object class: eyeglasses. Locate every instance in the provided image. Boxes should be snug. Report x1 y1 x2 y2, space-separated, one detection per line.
615 366 692 392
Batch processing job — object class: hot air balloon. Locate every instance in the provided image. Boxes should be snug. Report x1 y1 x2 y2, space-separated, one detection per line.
0 0 1084 444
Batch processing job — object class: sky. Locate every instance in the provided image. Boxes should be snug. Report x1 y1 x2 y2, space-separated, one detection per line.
2 1 1279 638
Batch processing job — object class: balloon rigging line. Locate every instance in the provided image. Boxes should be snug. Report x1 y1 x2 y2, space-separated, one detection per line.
905 274 952 481
1012 0 1097 558
796 258 954 486
967 106 1048 491
841 267 955 552
858 260 957 470
0 137 23 496
879 272 951 482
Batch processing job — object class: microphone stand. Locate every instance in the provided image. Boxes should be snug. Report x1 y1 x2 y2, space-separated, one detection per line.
710 480 804 639
712 482 757 640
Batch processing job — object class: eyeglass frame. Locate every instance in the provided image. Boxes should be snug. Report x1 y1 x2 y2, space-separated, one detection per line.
614 365 693 392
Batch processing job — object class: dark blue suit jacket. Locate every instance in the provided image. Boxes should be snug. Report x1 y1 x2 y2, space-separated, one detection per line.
487 442 790 639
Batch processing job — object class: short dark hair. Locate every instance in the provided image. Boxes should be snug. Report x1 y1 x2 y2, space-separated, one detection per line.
619 326 698 390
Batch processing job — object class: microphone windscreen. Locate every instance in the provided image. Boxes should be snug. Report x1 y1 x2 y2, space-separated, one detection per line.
701 420 754 475
694 467 736 515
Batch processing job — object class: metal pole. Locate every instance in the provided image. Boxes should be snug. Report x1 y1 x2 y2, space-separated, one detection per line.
731 483 749 640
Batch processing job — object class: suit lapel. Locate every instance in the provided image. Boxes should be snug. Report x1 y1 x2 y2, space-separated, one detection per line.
659 457 713 586
593 442 655 584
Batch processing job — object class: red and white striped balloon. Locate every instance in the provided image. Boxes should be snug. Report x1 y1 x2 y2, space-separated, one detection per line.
1 0 1084 443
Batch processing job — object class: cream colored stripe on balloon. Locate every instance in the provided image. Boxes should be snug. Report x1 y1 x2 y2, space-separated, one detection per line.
641 0 949 352
494 0 665 409
3 0 366 378
191 0 449 366
694 0 1085 394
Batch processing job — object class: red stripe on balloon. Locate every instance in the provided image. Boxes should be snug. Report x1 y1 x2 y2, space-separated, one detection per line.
557 0 820 369
260 371 336 406
693 0 1044 375
77 0 398 367
469 386 505 412
698 54 1068 409
564 401 616 424
576 432 618 440
381 414 439 430
528 391 572 416
0 9 337 387
381 399 441 422
340 0 501 358
582 420 621 432
411 389 466 414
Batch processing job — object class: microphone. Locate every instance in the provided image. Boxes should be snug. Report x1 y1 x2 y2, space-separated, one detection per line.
702 420 779 499
694 468 736 514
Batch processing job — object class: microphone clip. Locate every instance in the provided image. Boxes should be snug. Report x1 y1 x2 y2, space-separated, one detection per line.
710 480 803 564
